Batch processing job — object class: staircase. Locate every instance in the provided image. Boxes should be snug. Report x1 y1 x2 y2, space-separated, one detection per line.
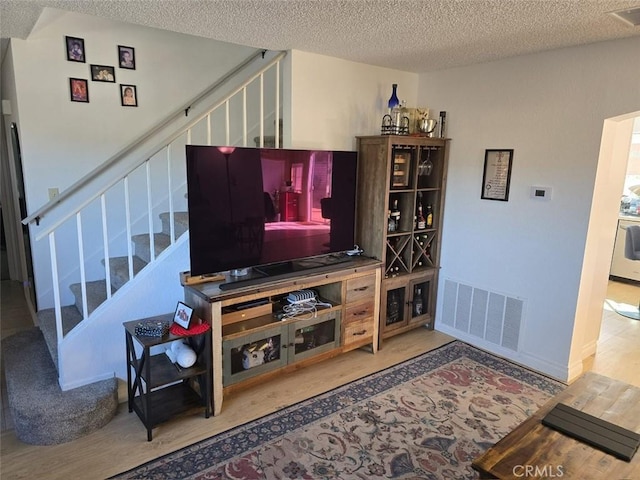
3 50 287 444
36 212 189 368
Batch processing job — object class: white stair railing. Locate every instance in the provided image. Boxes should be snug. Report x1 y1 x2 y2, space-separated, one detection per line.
34 51 286 350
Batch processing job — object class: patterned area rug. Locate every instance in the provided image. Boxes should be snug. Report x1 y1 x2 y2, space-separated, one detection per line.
112 341 565 479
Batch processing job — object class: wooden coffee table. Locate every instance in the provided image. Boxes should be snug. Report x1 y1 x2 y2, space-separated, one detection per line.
472 371 640 479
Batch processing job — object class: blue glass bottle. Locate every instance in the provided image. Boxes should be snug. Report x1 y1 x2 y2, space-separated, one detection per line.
388 84 400 110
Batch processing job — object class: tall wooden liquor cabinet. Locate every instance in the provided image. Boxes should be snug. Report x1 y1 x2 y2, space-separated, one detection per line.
356 135 450 347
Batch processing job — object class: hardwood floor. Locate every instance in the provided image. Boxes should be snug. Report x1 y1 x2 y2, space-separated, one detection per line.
1 279 638 479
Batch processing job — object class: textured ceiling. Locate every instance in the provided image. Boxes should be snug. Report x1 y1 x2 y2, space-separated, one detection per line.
1 0 640 73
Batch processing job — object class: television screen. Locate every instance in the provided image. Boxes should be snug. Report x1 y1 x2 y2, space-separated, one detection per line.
186 145 358 277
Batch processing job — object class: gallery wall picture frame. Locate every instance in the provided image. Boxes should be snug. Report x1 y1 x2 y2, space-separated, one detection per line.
65 36 86 63
481 149 513 201
90 64 116 82
69 78 89 103
118 45 136 69
173 302 194 329
120 84 138 107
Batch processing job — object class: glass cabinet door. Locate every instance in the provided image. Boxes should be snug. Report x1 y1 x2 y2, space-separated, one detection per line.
289 312 340 363
383 286 405 328
409 278 432 325
223 325 286 385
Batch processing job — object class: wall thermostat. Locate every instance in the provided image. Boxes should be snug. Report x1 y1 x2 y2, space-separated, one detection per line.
530 186 552 200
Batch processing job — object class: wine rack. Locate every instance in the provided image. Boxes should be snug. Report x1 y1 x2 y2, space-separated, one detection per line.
356 135 450 347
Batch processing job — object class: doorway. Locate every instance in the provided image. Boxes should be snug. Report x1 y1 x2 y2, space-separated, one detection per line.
0 120 36 310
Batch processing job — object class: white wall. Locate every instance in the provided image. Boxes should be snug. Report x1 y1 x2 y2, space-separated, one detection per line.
419 37 640 380
287 50 419 150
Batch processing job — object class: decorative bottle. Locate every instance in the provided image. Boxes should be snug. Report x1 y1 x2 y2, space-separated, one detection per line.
413 287 424 316
388 84 400 110
388 84 402 134
425 204 433 228
391 199 401 231
439 111 447 138
416 194 426 230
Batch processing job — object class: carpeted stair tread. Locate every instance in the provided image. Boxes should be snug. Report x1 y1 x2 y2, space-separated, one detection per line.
37 305 83 368
2 328 118 445
159 211 189 238
70 279 115 315
107 255 148 290
132 232 172 263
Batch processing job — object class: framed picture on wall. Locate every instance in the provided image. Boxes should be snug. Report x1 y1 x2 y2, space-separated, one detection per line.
118 45 135 69
69 78 89 103
90 65 115 82
120 84 137 107
65 36 85 63
481 149 513 201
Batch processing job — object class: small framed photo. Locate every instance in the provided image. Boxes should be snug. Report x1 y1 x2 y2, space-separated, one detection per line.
481 149 514 201
173 302 194 329
118 45 135 69
69 78 89 103
120 84 137 107
90 65 115 82
65 36 85 63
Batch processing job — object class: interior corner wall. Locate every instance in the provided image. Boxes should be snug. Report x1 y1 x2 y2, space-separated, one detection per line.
8 9 256 306
419 36 640 380
288 50 418 150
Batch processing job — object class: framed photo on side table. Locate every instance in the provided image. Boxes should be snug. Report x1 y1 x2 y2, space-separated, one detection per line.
173 302 193 329
481 149 513 201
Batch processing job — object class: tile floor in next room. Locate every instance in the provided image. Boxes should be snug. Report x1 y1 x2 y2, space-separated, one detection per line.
0 278 638 479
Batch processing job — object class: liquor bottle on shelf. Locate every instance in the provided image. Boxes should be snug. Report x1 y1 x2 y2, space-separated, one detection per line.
426 204 433 228
416 203 426 230
390 199 401 231
387 289 401 324
387 210 396 232
413 287 424 316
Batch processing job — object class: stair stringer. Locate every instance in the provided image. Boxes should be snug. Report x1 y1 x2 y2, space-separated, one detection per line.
57 234 190 391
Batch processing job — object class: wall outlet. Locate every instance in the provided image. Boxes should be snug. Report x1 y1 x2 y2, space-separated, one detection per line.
48 188 59 200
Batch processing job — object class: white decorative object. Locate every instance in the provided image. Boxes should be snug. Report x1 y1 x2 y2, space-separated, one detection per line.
165 340 197 368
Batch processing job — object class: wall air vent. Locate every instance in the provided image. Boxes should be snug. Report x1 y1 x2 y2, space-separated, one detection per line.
609 7 640 27
441 279 525 351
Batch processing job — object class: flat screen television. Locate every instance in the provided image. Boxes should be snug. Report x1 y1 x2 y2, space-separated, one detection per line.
186 145 358 282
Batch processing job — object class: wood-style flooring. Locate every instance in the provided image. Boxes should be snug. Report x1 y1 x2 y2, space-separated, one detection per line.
1 279 638 479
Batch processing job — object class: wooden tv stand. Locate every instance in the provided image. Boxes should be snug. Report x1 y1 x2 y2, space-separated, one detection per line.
183 256 382 415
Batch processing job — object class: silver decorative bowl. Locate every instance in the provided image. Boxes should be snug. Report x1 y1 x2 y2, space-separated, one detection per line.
418 118 437 135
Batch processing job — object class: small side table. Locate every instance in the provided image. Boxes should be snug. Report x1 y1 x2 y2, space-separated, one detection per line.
124 314 212 441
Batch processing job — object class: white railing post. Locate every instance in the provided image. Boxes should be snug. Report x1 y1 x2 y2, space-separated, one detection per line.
48 232 63 350
76 212 89 319
100 194 112 300
124 176 134 282
242 88 247 147
145 160 155 262
259 73 264 147
225 100 230 145
166 145 175 243
275 61 280 148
